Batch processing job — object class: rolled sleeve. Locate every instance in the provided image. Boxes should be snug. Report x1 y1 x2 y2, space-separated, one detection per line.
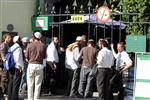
124 54 132 65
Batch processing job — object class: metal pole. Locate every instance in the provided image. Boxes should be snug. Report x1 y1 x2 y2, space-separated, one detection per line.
111 4 114 43
111 16 114 43
61 24 64 46
59 6 61 45
35 0 40 15
119 14 122 42
95 25 98 43
51 25 54 38
144 23 146 35
87 0 92 40
40 0 45 15
88 14 91 40
104 23 106 38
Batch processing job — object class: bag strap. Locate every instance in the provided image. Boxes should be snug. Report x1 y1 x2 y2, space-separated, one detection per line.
9 46 20 53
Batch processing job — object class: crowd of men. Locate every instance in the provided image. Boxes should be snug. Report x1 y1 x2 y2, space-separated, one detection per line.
0 32 132 100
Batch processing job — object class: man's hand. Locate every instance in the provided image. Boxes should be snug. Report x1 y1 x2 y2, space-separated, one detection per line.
54 63 57 69
18 66 23 72
110 43 114 49
52 63 57 73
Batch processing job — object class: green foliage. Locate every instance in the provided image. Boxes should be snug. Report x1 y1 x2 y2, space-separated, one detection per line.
110 0 150 35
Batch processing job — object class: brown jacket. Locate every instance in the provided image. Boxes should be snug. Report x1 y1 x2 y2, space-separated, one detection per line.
0 43 9 63
26 41 46 64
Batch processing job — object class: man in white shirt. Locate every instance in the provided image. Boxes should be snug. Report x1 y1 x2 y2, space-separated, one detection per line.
46 37 59 95
7 36 24 100
111 42 132 72
46 37 59 65
65 36 83 97
111 42 132 100
96 39 114 100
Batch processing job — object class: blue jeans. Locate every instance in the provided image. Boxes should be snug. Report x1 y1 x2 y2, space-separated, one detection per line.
19 62 28 92
78 67 95 97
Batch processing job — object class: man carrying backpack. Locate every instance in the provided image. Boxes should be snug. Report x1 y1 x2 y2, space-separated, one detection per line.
7 36 24 100
0 33 11 95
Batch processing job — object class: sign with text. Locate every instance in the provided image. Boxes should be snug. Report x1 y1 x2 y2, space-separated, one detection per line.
32 16 48 31
71 15 84 23
134 53 150 100
126 35 146 52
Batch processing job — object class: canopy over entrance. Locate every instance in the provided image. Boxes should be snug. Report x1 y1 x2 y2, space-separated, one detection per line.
60 14 126 29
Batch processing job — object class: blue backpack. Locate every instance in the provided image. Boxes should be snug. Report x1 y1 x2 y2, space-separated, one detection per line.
3 46 20 70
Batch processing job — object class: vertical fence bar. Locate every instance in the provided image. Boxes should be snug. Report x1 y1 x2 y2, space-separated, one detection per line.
104 23 106 38
119 13 122 42
88 12 91 40
111 15 114 43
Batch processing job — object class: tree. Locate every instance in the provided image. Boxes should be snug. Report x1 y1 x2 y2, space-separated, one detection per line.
110 0 150 35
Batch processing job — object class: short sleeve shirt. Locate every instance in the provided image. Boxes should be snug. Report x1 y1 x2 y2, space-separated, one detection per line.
115 51 132 70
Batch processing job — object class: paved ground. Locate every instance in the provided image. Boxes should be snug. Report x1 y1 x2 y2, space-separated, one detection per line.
0 95 98 100
0 92 119 100
39 96 98 100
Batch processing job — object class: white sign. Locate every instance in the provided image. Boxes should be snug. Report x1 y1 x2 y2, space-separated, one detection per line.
134 53 150 100
35 18 45 28
96 6 111 23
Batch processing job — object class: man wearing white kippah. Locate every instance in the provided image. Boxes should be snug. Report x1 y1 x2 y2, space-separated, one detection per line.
26 32 46 100
7 35 24 100
19 37 29 94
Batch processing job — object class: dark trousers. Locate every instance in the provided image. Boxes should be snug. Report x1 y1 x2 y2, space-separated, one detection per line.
42 61 56 94
117 73 124 100
96 68 113 100
8 69 22 100
78 67 95 97
65 69 73 96
0 66 8 94
70 68 81 97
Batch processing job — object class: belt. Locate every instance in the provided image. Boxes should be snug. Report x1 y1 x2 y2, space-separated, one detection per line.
98 67 111 69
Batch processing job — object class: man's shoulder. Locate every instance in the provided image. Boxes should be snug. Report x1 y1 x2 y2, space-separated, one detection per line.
30 42 45 46
93 47 97 51
80 47 87 51
11 43 20 48
0 42 4 46
121 51 129 56
0 43 7 49
47 42 54 47
40 42 46 47
90 47 97 53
